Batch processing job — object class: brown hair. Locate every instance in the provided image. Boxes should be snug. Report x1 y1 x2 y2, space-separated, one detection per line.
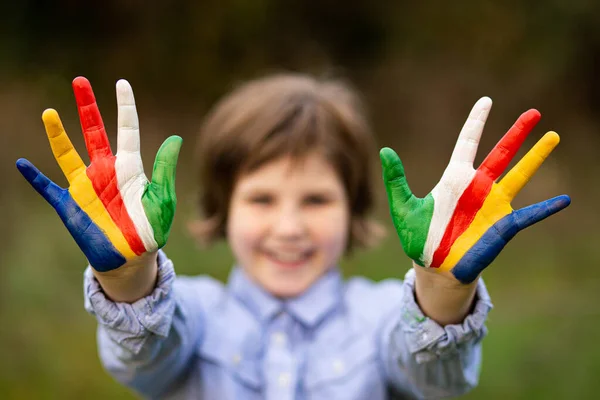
189 73 384 253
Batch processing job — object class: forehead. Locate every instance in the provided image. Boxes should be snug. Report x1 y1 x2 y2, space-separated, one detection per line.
235 153 342 190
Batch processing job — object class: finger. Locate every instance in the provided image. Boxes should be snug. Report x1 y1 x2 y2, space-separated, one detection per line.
380 147 414 206
449 97 492 166
151 136 183 191
448 194 570 284
479 109 541 181
42 109 86 184
72 76 112 162
116 79 142 157
17 157 127 271
450 223 507 284
16 158 65 207
499 131 560 201
512 195 571 232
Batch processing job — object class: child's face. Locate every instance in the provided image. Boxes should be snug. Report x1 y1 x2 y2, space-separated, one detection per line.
227 153 350 298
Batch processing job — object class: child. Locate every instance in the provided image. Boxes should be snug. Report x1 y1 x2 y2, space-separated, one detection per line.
16 74 570 399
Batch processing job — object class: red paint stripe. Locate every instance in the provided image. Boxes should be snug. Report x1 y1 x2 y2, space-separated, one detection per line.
86 157 146 256
74 77 146 256
480 109 540 181
431 172 493 268
73 77 113 162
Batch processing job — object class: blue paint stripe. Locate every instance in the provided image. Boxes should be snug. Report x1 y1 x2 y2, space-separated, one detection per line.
450 215 513 284
17 158 126 272
450 195 571 284
62 195 127 272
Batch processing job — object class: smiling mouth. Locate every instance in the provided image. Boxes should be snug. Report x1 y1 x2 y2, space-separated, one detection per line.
263 249 315 268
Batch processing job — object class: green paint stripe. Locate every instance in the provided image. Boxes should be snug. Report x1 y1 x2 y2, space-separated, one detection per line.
142 136 182 248
381 147 434 265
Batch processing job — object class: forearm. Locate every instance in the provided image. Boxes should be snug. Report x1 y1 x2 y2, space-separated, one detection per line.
85 251 200 397
386 330 483 398
98 316 196 398
413 263 478 326
92 251 159 303
381 269 491 398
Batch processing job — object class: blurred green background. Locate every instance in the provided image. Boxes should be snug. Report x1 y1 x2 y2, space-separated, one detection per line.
1 1 599 399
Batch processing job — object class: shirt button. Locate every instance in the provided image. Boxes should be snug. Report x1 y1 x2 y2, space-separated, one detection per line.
332 359 345 375
271 332 287 347
420 332 429 342
232 354 242 365
278 372 291 388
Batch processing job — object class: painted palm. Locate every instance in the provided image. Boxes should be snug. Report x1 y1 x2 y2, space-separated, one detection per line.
381 97 570 284
16 77 182 272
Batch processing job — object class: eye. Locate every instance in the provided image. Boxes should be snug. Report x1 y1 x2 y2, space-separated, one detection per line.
247 194 273 205
303 194 331 206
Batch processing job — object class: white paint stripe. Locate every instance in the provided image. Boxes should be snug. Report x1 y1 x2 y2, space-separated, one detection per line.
116 156 158 252
115 80 158 252
449 97 492 166
421 97 492 267
422 163 476 267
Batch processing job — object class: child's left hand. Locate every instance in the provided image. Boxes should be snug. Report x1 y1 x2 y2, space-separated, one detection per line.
380 97 571 285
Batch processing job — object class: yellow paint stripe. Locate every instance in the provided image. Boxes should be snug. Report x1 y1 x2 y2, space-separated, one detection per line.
43 109 86 184
42 109 135 259
438 132 559 271
439 183 513 271
67 165 136 259
500 131 560 201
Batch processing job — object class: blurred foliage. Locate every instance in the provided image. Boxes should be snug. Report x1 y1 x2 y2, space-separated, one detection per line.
1 1 599 399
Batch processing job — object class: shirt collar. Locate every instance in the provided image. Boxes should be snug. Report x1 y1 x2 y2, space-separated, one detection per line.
227 267 343 328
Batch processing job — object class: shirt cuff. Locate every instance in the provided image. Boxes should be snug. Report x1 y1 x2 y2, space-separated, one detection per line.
83 250 176 354
399 268 493 363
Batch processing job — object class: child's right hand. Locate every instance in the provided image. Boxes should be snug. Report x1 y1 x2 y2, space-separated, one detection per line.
16 77 182 275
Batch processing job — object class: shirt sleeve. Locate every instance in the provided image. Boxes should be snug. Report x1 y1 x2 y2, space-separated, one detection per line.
380 268 493 399
83 250 214 399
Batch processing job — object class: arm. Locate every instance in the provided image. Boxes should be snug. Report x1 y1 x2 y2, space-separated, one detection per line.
85 251 216 399
16 77 194 396
380 97 570 325
16 77 182 303
378 97 570 395
379 269 492 399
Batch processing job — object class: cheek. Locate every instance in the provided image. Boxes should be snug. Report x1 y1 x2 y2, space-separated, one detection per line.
309 207 350 252
227 206 265 256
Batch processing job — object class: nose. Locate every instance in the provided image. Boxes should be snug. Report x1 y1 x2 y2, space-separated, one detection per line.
271 203 306 239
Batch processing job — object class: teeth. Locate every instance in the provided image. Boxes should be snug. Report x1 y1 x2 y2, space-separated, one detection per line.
269 252 308 263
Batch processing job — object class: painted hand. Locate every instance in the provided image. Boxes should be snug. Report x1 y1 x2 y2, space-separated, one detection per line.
16 77 182 272
380 97 570 284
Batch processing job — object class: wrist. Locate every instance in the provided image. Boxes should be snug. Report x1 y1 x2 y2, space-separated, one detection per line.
413 261 478 290
413 263 478 326
92 251 159 303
